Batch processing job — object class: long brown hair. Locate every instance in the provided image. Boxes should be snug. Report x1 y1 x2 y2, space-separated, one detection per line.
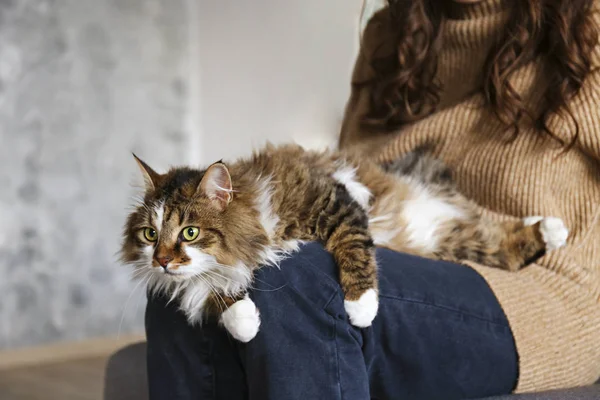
362 0 598 147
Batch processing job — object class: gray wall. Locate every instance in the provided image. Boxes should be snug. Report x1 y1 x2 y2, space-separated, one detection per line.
0 0 194 349
0 0 363 349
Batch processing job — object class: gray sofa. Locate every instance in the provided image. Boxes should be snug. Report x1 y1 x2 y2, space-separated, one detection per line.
103 342 599 400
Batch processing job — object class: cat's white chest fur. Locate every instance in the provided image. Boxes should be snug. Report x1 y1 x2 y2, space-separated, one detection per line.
175 257 254 327
179 283 212 325
179 282 261 342
401 182 465 253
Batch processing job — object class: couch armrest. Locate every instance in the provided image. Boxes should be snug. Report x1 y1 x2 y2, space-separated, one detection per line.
104 342 148 400
481 385 600 400
104 342 599 400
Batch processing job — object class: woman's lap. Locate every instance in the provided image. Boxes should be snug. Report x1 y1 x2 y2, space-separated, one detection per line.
145 242 518 400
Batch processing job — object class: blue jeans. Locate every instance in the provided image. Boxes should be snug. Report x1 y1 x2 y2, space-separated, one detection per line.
145 243 518 400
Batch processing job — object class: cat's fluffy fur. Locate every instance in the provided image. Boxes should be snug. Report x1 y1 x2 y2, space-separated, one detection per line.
121 144 568 342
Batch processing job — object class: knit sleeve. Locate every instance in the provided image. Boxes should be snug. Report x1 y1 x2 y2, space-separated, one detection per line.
563 68 600 288
506 67 600 294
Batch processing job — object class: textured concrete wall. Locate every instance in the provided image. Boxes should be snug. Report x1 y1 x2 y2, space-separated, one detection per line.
0 0 193 349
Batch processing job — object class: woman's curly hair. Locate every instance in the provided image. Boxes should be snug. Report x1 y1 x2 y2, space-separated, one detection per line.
361 0 599 148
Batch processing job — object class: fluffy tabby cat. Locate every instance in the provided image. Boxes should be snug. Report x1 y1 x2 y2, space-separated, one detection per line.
120 144 568 342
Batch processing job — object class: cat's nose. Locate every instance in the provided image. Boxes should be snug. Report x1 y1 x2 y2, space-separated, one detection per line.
155 256 173 268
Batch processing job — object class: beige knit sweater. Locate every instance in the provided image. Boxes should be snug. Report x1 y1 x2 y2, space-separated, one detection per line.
340 0 600 393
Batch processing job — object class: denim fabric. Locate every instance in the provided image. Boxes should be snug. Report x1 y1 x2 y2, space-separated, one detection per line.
146 242 518 400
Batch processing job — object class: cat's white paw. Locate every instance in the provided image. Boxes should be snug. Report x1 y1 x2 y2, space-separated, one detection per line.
344 289 379 328
540 217 569 251
221 297 261 343
524 216 568 251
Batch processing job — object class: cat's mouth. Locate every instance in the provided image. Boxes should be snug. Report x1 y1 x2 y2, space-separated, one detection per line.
156 267 192 281
161 268 183 276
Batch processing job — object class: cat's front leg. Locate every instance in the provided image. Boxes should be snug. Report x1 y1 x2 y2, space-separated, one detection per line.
206 293 261 343
317 185 379 328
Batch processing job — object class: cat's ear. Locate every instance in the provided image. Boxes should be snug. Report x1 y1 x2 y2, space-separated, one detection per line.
132 153 161 191
198 162 233 210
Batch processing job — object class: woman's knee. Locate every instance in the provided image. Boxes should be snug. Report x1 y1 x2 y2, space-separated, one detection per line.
374 248 509 325
244 242 354 345
250 242 344 315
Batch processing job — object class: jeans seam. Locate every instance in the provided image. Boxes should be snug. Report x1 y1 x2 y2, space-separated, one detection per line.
333 318 343 400
379 294 510 328
210 342 217 400
323 292 350 400
322 289 343 312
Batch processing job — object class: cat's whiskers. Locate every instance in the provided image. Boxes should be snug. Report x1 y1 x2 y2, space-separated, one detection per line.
167 281 185 305
118 270 152 339
207 263 237 274
195 274 227 313
204 270 231 284
247 277 287 292
133 273 154 325
207 279 229 313
131 267 149 280
205 268 286 293
204 269 254 293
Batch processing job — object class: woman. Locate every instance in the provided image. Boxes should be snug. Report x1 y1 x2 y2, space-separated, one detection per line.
145 0 600 398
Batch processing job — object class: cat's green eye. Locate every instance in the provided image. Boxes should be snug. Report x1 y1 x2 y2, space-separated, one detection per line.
181 227 200 241
143 228 158 242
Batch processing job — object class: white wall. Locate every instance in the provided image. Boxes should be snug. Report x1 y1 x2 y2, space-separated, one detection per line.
194 0 364 164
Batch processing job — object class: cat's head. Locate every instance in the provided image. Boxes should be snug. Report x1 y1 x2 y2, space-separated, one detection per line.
120 155 266 292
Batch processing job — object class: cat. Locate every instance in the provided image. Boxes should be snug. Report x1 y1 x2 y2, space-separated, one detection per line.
120 143 568 342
